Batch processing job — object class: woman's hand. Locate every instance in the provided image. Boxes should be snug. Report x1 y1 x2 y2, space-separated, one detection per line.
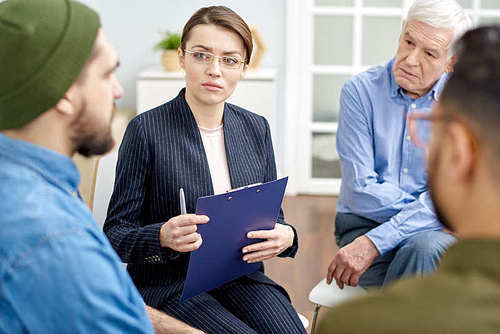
160 214 209 252
241 223 294 263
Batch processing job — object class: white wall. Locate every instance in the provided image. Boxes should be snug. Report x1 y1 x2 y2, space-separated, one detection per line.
80 0 288 171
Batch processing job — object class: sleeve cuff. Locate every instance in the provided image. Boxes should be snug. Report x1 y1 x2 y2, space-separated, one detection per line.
365 221 403 256
140 222 180 263
278 222 298 258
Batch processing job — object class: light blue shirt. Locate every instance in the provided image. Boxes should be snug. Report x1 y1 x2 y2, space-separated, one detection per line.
336 58 448 255
0 134 154 333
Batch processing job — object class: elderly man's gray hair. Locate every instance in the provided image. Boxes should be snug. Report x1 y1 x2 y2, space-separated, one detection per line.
404 0 472 57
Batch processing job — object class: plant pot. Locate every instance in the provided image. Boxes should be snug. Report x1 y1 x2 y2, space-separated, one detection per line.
162 50 180 72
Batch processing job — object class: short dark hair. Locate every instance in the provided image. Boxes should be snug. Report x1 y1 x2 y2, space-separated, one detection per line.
181 6 253 64
440 25 500 166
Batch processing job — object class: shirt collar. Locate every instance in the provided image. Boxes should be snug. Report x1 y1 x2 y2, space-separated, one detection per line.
389 58 449 101
0 133 80 195
431 72 449 101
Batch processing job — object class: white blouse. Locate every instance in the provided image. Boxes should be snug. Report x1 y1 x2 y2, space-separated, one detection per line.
198 125 232 195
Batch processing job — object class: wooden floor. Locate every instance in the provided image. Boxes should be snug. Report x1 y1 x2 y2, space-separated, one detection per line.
265 195 339 332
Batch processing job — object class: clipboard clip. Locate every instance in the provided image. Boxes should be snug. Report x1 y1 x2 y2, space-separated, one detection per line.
225 183 263 201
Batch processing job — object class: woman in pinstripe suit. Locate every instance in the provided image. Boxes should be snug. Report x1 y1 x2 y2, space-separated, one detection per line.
104 6 305 334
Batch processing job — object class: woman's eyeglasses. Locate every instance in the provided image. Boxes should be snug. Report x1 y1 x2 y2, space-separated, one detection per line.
183 49 245 70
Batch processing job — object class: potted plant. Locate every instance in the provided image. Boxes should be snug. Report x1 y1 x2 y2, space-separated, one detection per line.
155 31 181 71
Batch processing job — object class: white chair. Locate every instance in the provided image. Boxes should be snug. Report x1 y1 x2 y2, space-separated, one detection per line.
308 278 366 333
91 151 119 229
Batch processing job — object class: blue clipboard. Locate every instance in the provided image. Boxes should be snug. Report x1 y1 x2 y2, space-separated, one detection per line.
180 177 288 301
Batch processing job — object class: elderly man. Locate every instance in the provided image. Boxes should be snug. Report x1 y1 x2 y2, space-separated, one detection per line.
327 0 471 289
319 24 500 333
0 0 202 332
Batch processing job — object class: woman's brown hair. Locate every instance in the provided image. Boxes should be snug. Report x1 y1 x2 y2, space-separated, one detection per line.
181 6 253 65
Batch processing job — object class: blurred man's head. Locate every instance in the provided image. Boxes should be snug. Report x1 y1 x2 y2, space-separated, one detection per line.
427 25 500 235
393 0 471 99
0 0 122 157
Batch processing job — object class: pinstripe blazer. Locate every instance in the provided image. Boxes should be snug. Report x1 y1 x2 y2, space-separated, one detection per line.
104 89 298 306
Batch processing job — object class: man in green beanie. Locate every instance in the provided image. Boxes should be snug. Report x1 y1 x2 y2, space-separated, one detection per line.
0 0 202 333
318 25 500 334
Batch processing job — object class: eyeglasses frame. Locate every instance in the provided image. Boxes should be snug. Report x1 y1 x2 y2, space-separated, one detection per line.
183 49 246 70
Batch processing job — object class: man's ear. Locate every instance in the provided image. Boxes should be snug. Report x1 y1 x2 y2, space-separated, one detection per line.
54 82 81 117
445 55 458 73
447 122 476 182
178 47 185 70
54 94 76 117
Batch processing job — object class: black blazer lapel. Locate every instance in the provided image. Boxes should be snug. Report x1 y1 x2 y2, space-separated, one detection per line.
223 104 265 189
173 89 214 202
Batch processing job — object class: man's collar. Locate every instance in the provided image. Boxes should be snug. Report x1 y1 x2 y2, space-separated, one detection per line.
388 58 400 98
431 72 450 101
0 133 80 195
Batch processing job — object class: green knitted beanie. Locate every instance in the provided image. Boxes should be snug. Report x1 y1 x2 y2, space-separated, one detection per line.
0 0 100 130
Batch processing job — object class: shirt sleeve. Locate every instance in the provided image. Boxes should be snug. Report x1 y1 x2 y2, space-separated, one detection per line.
365 191 443 254
104 117 179 263
337 81 441 255
262 117 298 258
1 227 154 334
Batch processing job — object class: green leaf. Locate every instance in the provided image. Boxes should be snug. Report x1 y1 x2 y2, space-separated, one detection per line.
154 31 182 51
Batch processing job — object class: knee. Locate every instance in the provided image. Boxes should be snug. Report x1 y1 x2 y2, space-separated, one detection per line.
335 213 378 247
399 231 456 260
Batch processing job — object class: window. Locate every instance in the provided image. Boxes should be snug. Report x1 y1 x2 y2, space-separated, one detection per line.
285 0 500 195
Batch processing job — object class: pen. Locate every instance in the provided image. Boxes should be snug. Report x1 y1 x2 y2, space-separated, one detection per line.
179 188 187 215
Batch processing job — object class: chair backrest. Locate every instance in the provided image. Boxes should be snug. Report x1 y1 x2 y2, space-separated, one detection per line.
91 151 119 229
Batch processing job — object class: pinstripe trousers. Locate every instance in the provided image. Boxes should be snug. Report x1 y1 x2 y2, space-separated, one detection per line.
149 276 305 333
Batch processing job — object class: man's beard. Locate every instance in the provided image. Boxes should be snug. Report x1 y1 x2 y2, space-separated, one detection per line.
71 103 115 157
428 144 454 231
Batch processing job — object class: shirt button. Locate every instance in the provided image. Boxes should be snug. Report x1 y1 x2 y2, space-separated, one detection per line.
403 168 408 174
428 96 432 101
406 136 411 141
411 103 417 108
